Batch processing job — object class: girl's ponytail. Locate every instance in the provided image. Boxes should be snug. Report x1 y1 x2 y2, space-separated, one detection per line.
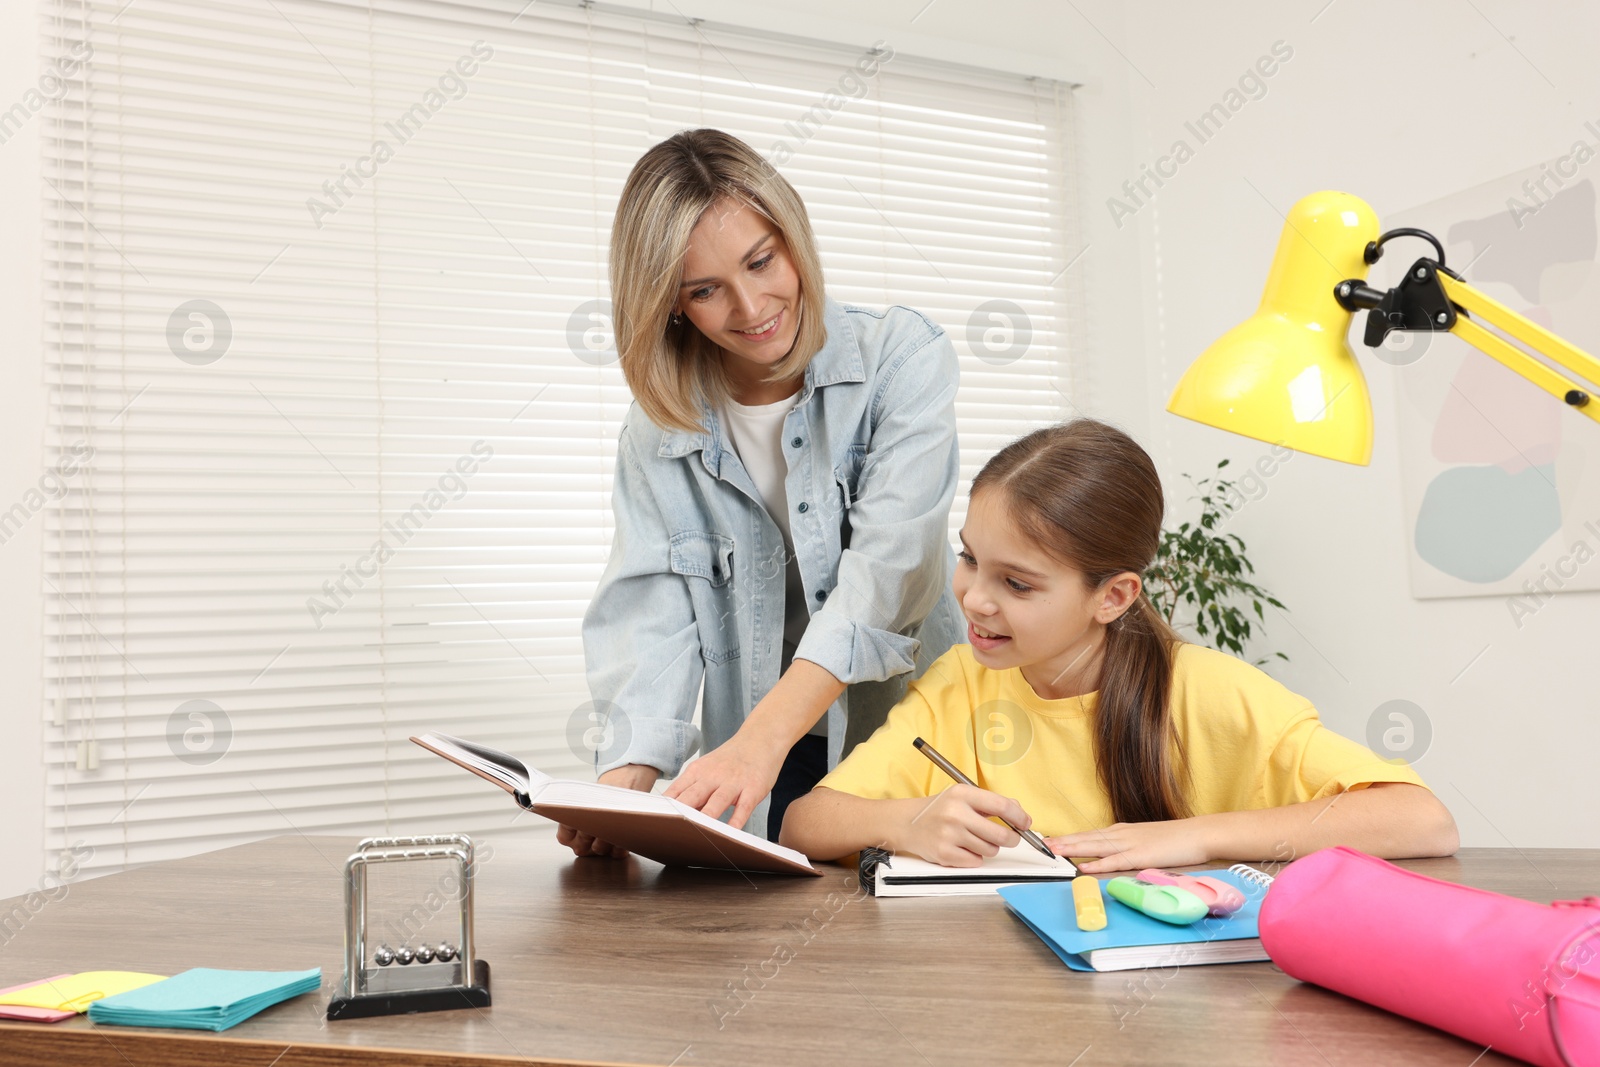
971 419 1187 824
1094 592 1187 823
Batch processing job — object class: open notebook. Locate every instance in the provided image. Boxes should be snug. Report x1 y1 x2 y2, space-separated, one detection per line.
412 732 819 877
859 843 1077 897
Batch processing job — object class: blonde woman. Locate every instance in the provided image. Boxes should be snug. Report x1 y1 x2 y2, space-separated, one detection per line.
561 128 965 851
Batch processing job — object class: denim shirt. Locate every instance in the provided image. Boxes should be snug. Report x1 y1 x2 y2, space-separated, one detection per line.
581 295 966 837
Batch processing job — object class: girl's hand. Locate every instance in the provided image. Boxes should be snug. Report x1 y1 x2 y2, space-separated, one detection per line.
894 784 1027 868
662 733 785 831
557 763 659 857
1046 819 1213 875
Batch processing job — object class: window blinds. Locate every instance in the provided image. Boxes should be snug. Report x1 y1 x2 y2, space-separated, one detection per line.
40 0 1081 875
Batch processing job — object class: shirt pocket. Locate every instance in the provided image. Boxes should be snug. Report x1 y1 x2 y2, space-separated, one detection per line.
831 444 867 549
669 530 740 664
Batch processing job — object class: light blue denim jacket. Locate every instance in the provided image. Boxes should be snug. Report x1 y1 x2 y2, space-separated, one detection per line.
581 296 966 836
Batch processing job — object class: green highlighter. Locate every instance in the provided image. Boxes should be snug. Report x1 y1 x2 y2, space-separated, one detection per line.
1105 876 1209 925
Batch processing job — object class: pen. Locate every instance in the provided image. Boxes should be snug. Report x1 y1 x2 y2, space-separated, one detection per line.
912 736 1059 861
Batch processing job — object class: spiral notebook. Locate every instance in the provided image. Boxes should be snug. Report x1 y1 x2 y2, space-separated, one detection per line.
999 864 1275 972
859 844 1076 897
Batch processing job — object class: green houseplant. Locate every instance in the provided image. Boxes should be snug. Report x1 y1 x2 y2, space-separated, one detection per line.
1144 459 1288 665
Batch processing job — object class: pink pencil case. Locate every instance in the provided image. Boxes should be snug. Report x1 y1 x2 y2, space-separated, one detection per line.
1258 846 1600 1066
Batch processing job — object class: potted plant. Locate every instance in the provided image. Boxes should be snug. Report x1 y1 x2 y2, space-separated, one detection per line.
1145 459 1288 666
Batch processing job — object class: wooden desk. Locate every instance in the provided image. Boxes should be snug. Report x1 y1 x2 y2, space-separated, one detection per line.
1 834 1594 1066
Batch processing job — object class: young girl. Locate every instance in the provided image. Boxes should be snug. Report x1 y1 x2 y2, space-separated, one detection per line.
779 419 1459 872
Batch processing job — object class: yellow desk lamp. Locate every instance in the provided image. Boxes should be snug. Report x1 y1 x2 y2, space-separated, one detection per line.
1167 189 1600 464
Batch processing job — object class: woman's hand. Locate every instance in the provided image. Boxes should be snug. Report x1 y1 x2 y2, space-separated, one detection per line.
1046 819 1212 875
661 659 846 830
893 784 1027 868
662 732 786 831
556 763 659 857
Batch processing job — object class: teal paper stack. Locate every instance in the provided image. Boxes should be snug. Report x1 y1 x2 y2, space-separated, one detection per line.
87 968 321 1031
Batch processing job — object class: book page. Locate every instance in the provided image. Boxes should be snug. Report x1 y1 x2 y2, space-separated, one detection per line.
537 779 680 813
412 732 547 797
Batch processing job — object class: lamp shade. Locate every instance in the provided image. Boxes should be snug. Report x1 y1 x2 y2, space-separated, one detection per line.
1167 190 1380 465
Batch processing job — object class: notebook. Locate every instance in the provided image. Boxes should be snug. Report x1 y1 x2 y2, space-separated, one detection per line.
412 732 820 877
999 864 1274 971
86 968 322 1031
859 843 1077 897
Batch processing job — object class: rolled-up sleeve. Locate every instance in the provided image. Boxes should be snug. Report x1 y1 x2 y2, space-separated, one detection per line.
794 322 959 685
581 426 705 777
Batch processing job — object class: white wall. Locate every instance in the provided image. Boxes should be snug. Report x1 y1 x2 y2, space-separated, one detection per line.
3 0 1594 896
1114 0 1600 848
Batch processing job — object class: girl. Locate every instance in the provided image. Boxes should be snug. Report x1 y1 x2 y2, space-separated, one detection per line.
779 420 1458 871
564 129 965 853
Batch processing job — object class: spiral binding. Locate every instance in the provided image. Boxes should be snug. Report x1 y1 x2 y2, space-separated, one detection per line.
1228 863 1275 889
858 846 893 896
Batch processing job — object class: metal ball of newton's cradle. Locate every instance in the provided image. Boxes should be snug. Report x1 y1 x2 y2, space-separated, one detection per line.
435 942 457 963
414 944 436 964
395 946 416 966
373 944 396 967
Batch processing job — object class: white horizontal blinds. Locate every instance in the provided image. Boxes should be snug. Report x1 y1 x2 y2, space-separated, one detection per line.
40 0 642 875
42 0 1079 875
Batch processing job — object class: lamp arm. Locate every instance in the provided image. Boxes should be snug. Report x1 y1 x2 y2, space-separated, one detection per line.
1437 273 1598 418
1333 258 1598 424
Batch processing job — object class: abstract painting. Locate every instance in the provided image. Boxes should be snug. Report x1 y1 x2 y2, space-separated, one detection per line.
1385 166 1600 602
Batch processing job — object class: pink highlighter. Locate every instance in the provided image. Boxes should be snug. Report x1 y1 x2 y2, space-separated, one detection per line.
1137 869 1247 917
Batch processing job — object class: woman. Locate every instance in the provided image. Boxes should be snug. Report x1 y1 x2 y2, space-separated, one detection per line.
562 128 965 849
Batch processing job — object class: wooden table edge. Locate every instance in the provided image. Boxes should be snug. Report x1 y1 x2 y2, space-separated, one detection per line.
0 1019 664 1067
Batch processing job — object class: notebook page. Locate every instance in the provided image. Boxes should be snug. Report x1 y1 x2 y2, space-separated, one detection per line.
884 842 1077 879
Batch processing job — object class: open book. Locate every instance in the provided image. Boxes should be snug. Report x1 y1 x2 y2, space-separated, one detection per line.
412 732 819 877
859 842 1077 897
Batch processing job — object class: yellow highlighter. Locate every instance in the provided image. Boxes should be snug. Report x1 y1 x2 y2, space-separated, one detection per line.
1072 876 1107 931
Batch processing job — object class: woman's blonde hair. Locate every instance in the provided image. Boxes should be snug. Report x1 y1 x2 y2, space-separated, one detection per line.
609 129 828 433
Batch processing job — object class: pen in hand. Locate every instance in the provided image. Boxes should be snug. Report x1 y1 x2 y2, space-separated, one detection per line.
912 736 1059 861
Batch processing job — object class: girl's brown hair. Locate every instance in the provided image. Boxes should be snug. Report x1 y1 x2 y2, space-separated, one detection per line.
970 419 1189 824
609 128 828 433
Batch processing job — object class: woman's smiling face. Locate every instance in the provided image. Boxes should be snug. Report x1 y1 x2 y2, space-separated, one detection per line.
676 197 802 395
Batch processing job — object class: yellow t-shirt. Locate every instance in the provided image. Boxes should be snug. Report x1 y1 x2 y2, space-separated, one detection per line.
819 642 1428 834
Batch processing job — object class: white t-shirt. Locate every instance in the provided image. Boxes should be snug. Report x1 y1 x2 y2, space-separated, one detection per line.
720 391 826 737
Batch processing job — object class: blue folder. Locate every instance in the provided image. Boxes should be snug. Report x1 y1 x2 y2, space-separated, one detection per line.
998 868 1268 972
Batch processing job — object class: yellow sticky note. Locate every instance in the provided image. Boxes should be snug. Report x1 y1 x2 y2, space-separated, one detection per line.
0 972 167 1013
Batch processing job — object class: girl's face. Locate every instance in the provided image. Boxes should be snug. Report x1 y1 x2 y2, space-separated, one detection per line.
676 197 803 394
953 489 1141 700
